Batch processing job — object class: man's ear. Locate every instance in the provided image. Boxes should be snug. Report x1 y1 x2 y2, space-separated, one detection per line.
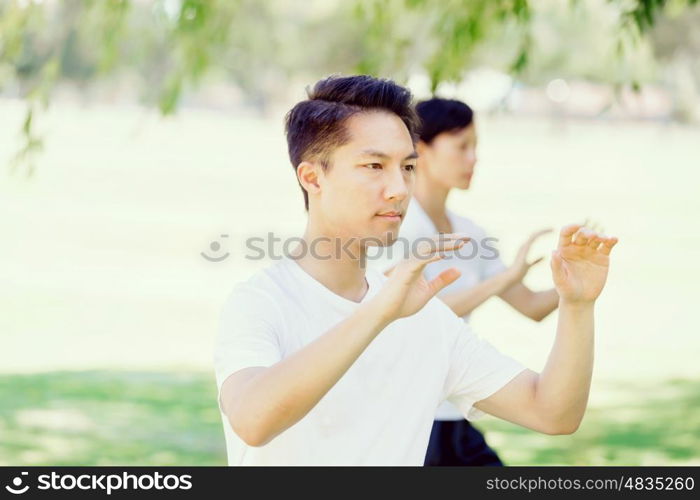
296 161 322 197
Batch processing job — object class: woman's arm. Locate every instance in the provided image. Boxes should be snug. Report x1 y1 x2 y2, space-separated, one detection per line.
439 267 518 317
498 282 559 322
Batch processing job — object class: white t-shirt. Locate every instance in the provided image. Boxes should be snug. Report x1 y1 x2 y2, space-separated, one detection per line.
214 255 525 465
367 200 507 420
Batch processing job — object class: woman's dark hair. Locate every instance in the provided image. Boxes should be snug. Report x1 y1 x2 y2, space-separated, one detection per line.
414 98 474 144
285 75 418 210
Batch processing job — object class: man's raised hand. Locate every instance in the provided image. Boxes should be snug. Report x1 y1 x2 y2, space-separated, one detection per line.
374 233 470 321
551 224 618 304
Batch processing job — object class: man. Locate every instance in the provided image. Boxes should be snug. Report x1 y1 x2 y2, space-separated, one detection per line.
214 75 618 465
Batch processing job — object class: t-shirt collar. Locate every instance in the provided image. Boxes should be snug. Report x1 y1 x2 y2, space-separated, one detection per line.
282 255 381 311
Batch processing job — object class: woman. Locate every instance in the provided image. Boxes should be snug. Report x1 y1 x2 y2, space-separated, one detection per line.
405 98 560 466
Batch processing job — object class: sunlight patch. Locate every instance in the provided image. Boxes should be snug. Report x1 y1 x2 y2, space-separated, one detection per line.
15 408 96 432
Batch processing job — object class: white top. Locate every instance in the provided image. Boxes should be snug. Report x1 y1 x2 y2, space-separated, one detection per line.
214 256 525 465
367 200 507 420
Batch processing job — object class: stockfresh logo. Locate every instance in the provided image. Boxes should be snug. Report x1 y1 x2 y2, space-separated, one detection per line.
5 472 29 495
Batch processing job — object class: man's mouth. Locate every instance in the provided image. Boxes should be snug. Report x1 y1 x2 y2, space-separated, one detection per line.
376 211 403 221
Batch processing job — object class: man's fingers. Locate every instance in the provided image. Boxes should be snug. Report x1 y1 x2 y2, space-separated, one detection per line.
401 234 470 276
558 223 584 247
416 252 444 267
571 228 617 256
599 236 619 256
433 232 471 242
573 228 596 246
428 268 461 294
587 236 602 249
573 232 587 245
417 232 469 249
416 235 469 258
397 252 442 278
430 239 466 255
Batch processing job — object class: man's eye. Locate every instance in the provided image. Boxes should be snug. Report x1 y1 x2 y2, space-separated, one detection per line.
365 163 383 170
404 164 416 172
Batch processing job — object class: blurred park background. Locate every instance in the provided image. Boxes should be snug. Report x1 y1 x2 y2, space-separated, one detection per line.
1 0 699 465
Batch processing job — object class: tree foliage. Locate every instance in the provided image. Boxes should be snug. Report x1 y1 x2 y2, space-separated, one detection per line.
0 0 697 173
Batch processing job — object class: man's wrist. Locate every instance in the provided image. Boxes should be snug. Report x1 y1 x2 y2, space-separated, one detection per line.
360 296 396 330
559 298 595 313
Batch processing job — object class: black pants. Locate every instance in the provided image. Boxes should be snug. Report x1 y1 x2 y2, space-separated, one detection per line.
424 419 503 466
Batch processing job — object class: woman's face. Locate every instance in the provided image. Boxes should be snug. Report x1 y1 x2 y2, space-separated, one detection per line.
418 123 477 190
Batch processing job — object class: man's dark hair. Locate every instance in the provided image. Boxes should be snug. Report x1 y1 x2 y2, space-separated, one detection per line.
285 75 418 210
415 98 474 144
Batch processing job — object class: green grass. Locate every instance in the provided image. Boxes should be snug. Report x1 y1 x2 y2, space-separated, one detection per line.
0 371 226 466
1 371 698 466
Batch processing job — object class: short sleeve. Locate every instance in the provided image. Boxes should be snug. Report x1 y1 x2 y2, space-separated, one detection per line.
475 225 507 281
439 303 526 421
213 284 284 413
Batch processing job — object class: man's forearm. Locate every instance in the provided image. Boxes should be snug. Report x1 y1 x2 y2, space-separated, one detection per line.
535 300 595 431
227 298 392 446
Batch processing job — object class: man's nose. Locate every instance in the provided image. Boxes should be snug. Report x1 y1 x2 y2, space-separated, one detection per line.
384 166 409 201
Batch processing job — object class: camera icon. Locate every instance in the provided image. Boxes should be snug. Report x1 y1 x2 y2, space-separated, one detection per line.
5 472 29 494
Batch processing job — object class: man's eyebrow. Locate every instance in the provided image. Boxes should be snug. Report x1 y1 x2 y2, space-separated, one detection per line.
359 149 419 161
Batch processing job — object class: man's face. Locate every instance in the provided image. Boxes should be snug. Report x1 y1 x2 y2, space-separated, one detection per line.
313 111 417 246
419 123 477 190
